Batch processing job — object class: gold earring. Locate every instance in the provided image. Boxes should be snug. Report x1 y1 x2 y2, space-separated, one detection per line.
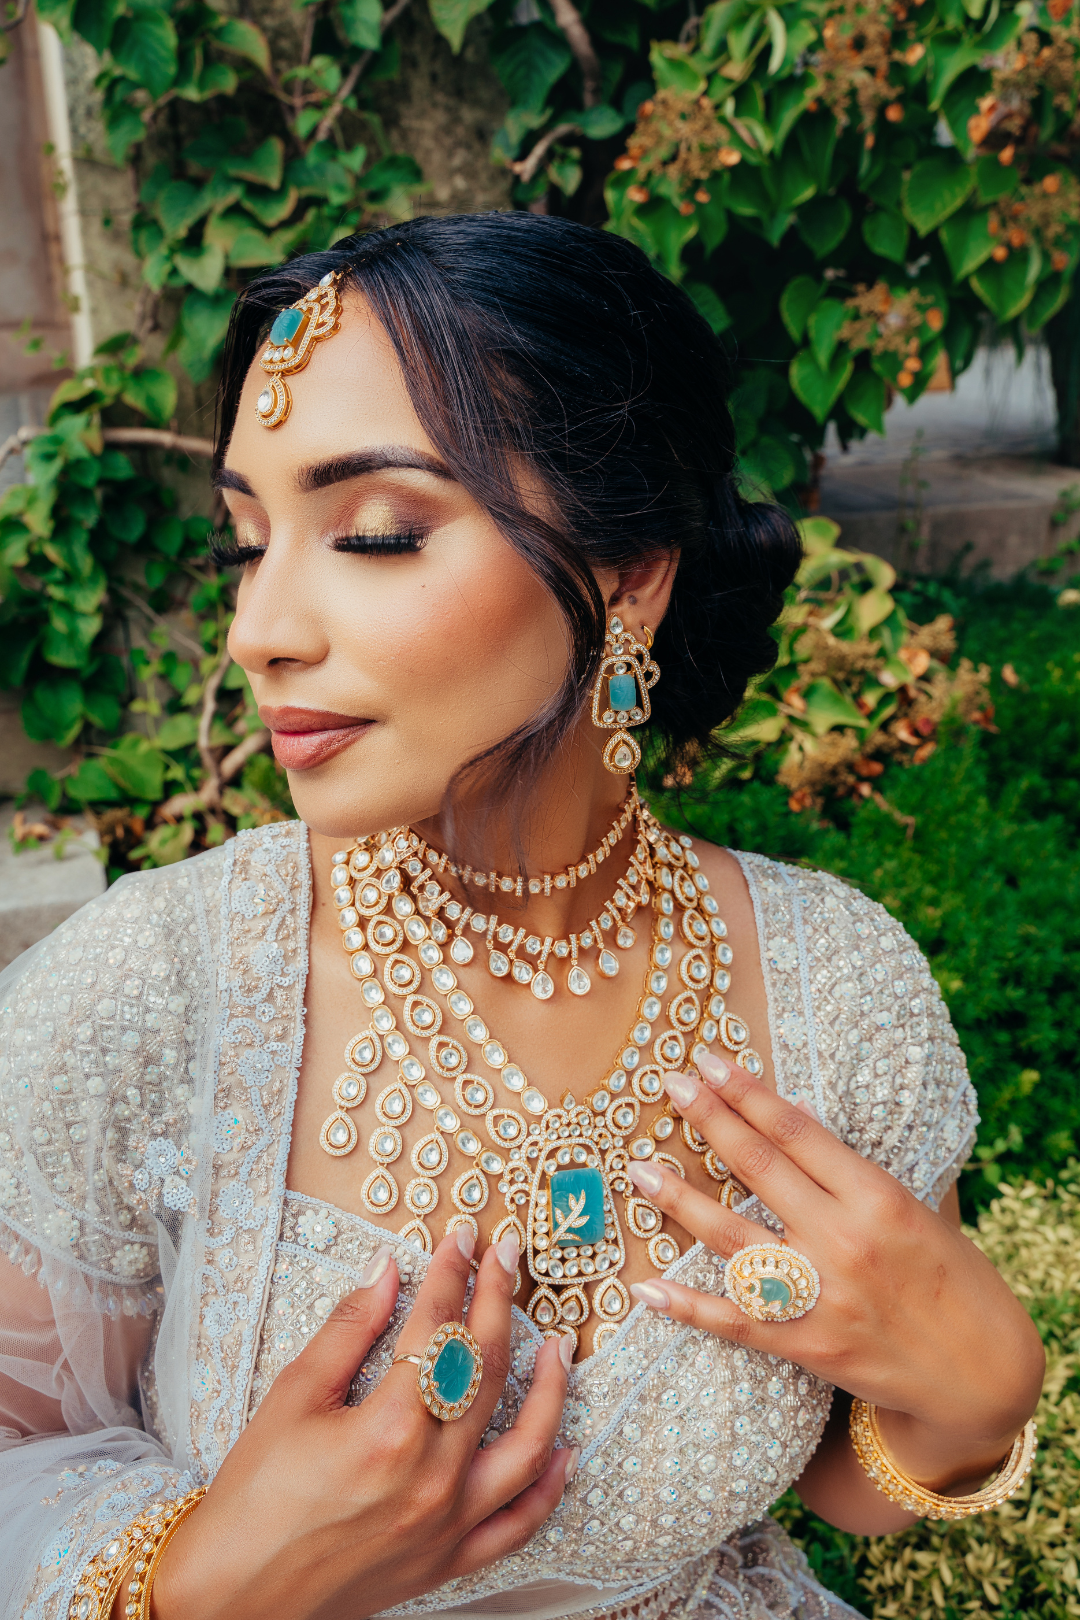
591 615 660 775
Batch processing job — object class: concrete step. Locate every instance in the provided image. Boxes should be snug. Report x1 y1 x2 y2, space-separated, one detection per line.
0 801 107 971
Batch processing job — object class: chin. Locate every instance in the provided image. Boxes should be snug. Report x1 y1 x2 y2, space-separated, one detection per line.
286 761 448 844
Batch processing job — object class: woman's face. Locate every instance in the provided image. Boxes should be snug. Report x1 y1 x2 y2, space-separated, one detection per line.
221 296 575 841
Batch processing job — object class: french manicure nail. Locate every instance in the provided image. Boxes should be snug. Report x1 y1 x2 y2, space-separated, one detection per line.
558 1334 574 1372
628 1160 664 1197
359 1245 392 1288
630 1280 670 1310
664 1070 699 1109
456 1226 476 1261
698 1051 731 1087
565 1445 581 1483
495 1233 519 1275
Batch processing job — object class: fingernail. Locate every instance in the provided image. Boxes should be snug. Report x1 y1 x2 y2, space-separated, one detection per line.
664 1070 699 1109
630 1280 670 1310
558 1334 574 1372
795 1098 821 1121
628 1160 664 1197
359 1244 392 1288
495 1233 519 1274
456 1226 476 1261
698 1051 731 1088
564 1445 581 1483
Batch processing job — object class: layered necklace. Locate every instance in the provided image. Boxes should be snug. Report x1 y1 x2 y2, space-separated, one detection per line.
320 795 763 1351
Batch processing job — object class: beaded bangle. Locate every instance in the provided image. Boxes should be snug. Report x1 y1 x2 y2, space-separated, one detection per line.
849 1399 1037 1521
68 1487 206 1620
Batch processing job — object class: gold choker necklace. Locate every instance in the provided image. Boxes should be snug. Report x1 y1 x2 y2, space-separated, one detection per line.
321 805 762 1351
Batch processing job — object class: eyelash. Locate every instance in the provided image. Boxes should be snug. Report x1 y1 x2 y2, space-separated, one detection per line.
208 530 427 569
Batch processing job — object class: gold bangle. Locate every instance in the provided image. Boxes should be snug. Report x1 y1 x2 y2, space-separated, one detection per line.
849 1398 1037 1521
69 1487 206 1620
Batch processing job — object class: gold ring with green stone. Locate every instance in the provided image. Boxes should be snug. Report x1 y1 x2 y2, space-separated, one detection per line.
724 1242 820 1322
393 1323 484 1421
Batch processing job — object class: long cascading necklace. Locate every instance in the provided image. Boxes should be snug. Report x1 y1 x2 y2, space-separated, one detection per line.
319 794 764 1351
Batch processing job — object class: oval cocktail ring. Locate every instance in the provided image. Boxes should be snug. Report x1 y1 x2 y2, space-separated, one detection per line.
392 1322 484 1420
724 1242 820 1322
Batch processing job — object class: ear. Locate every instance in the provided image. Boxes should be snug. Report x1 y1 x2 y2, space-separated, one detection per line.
606 552 679 637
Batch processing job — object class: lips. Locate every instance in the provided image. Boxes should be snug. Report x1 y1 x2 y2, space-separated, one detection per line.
259 706 373 770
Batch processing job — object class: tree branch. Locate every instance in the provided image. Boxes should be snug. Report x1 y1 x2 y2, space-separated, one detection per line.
110 579 206 659
0 424 214 473
196 650 233 809
156 728 271 819
511 122 580 184
310 0 413 147
549 0 601 107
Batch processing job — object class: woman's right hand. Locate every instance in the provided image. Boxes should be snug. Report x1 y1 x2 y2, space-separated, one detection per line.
150 1230 574 1620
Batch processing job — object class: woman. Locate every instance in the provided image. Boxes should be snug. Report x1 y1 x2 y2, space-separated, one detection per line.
0 214 1042 1620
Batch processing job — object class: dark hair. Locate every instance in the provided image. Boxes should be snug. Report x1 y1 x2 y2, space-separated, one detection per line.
215 213 801 824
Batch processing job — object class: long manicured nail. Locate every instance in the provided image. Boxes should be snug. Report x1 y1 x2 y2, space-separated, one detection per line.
698 1051 731 1088
628 1160 664 1197
630 1280 670 1310
558 1334 574 1372
495 1233 519 1274
565 1445 581 1482
456 1226 476 1261
359 1245 392 1288
664 1070 700 1109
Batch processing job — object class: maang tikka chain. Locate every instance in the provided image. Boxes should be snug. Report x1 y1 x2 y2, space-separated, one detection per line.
591 616 661 775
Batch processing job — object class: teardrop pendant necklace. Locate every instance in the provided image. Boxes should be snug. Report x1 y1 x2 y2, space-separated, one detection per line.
320 805 764 1352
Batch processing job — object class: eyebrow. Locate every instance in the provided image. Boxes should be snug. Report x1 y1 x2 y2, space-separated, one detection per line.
212 446 453 497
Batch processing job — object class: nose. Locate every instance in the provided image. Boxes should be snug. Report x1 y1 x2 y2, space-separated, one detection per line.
227 540 329 680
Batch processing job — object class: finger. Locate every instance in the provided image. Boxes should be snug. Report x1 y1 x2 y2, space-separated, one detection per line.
453 1446 578 1576
664 1068 830 1221
462 1334 571 1521
696 1051 876 1195
629 1273 796 1357
390 1227 476 1364
285 1244 399 1409
452 1233 528 1441
627 1159 765 1256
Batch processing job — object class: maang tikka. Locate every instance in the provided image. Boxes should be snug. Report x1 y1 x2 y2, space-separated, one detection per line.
591 616 660 775
255 270 343 428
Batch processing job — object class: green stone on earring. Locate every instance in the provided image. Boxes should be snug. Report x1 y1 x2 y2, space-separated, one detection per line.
609 672 637 711
269 307 304 346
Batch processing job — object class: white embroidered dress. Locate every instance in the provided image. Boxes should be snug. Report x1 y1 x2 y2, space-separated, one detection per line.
0 823 978 1620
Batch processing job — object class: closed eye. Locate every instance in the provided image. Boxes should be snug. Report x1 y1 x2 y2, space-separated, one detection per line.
209 530 427 569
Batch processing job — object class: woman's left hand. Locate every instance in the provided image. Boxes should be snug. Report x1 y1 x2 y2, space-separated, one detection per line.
626 1054 1044 1492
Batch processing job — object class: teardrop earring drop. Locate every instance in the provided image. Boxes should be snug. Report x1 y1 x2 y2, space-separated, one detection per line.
591 615 661 775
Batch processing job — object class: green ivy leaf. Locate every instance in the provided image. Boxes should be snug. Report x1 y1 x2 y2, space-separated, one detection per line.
739 432 801 493
102 735 165 800
780 275 822 344
925 35 984 109
155 712 200 750
939 207 997 281
104 500 147 543
430 0 496 54
214 16 271 73
157 179 208 240
241 185 300 228
226 137 285 190
173 242 226 294
634 198 698 281
72 0 123 54
862 210 909 265
902 156 975 237
492 25 572 112
577 104 625 140
807 299 847 370
173 289 236 385
336 0 382 51
111 9 179 100
1025 274 1070 333
843 370 887 436
65 758 126 804
975 155 1019 205
22 676 84 746
104 101 145 163
776 145 816 212
789 347 853 425
684 281 732 334
0 626 38 689
649 42 707 95
82 689 122 732
970 245 1042 322
797 196 851 259
802 677 869 735
120 368 177 427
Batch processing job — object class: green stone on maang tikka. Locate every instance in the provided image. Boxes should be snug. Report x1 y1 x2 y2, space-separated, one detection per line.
431 1337 476 1405
759 1276 792 1308
269 306 304 346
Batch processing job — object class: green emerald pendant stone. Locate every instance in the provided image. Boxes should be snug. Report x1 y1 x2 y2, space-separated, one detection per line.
608 673 637 711
269 307 304 346
550 1166 606 1246
432 1338 475 1404
759 1276 792 1308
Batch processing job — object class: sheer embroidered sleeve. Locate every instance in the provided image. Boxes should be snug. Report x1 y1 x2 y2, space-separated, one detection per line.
0 853 224 1619
737 855 979 1210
